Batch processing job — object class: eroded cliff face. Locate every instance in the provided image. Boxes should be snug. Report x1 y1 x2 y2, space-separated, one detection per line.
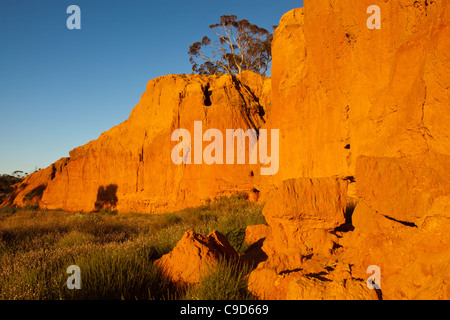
268 0 449 181
4 72 271 213
248 0 450 300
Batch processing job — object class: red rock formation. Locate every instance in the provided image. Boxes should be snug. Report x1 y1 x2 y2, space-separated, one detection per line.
343 153 450 299
267 0 449 182
261 178 348 258
355 153 450 224
4 72 271 213
247 177 378 300
248 0 450 300
154 230 238 285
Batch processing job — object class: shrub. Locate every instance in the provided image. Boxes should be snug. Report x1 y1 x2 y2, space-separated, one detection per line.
0 206 17 215
57 231 96 247
184 257 254 300
66 247 172 300
99 208 118 216
23 204 40 211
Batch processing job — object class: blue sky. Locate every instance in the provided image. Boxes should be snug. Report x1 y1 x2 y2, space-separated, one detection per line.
0 0 302 175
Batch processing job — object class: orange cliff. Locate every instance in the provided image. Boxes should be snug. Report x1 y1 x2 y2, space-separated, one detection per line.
248 0 450 300
266 0 449 182
3 72 271 213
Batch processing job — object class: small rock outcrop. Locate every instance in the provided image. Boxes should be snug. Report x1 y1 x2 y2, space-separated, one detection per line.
247 177 376 300
154 230 238 285
262 178 348 260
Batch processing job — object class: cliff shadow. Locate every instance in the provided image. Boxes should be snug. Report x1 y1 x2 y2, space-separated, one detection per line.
22 184 47 204
240 238 268 270
94 184 118 211
334 201 357 233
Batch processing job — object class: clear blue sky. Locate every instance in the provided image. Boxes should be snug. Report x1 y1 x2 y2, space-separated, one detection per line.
0 0 303 175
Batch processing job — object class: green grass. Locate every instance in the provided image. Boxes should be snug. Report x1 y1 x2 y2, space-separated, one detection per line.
67 244 173 300
0 194 266 300
183 257 254 300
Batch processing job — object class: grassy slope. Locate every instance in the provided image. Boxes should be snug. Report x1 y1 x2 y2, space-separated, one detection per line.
0 194 266 300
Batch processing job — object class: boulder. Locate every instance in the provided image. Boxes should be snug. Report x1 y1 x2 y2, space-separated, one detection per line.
248 177 352 299
248 258 376 300
154 230 238 285
262 178 348 257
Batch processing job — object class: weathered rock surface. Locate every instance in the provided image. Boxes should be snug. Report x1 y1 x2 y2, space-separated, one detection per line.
244 224 271 247
248 0 450 300
355 152 450 224
247 177 372 300
4 72 271 213
262 178 348 258
267 0 450 182
154 230 238 284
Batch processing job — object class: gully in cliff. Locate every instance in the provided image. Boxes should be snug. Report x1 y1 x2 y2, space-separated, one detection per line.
171 121 279 175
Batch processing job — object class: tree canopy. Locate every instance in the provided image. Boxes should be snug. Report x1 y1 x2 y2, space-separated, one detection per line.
189 15 276 76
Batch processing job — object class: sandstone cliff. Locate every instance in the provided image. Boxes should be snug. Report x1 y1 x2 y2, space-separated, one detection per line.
268 0 449 182
248 0 450 300
3 72 271 213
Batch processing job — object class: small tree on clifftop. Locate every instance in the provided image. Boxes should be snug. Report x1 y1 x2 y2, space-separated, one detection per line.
189 15 276 76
